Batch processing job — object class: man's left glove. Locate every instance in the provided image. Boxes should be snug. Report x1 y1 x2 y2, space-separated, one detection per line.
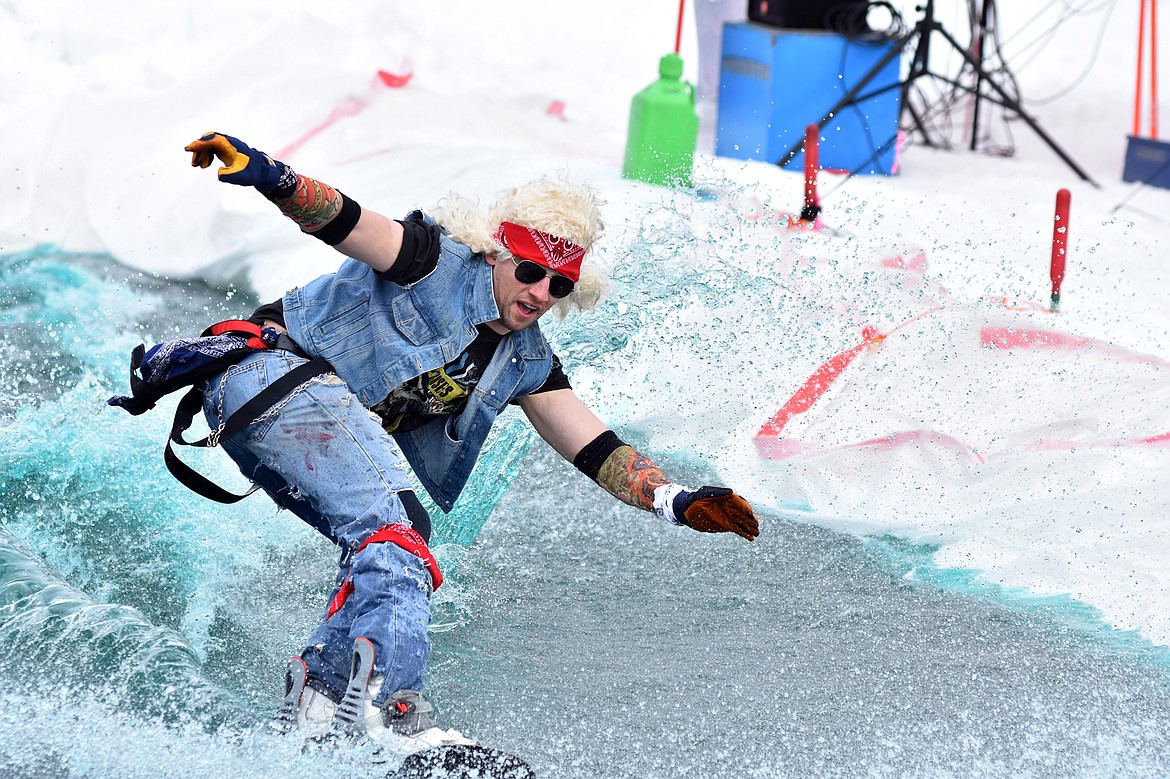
653 484 760 541
184 132 296 196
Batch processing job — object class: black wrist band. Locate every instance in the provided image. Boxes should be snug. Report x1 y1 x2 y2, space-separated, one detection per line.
308 192 362 246
573 429 626 481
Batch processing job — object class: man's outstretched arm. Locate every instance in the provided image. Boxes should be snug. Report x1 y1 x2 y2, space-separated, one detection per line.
184 131 403 274
519 389 760 541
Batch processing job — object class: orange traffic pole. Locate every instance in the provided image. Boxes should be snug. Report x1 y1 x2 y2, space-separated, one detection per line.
1136 0 1148 136
1152 0 1159 138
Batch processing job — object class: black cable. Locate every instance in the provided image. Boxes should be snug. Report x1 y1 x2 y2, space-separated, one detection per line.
817 128 904 204
971 0 1020 155
870 2 909 39
892 0 1024 157
1001 0 1118 73
963 0 1117 156
826 1 907 42
825 2 870 38
834 34 895 174
1026 0 1120 105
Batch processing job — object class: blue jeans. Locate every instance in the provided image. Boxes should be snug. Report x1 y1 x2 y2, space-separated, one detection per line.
202 350 432 703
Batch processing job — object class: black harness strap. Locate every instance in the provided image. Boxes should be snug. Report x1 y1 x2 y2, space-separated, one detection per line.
165 354 333 504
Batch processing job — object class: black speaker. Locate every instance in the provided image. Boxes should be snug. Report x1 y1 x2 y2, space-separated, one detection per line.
747 0 869 33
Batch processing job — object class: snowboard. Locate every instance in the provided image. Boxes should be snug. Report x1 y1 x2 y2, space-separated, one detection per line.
389 743 536 779
278 641 535 777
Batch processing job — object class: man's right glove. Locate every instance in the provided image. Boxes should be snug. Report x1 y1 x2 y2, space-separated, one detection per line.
653 484 760 542
184 132 296 197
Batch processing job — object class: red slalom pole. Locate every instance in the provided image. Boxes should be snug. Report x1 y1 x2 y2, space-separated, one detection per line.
1050 188 1071 312
1152 0 1160 138
1136 0 1148 136
674 0 686 55
799 124 821 222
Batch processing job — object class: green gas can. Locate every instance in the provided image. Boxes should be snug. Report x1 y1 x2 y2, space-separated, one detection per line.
622 53 699 188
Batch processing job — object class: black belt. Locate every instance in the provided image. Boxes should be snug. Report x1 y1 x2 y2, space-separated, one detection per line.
265 329 311 359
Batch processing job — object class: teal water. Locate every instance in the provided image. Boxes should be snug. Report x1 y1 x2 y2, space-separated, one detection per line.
2 247 1169 778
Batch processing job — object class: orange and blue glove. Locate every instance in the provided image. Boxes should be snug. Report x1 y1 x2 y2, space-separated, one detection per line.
184 132 296 197
653 484 759 541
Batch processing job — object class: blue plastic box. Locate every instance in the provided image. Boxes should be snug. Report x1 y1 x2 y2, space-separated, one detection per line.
1122 135 1170 189
715 22 902 174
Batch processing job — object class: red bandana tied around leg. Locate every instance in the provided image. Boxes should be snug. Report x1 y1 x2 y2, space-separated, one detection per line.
494 221 585 282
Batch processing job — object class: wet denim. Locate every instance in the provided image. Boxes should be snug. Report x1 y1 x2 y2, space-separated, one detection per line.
283 220 554 511
203 349 430 701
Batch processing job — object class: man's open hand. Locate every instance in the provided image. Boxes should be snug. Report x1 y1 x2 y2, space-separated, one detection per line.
654 484 759 541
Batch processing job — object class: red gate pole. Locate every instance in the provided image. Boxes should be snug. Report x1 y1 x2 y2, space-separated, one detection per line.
799 124 821 222
1136 0 1148 136
1152 0 1159 138
1050 188 1071 312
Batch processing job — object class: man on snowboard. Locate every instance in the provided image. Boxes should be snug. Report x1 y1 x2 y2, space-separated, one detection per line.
183 131 760 751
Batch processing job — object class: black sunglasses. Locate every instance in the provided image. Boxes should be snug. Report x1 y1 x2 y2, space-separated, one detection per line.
511 258 575 298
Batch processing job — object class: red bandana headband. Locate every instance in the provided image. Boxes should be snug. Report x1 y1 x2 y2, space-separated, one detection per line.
493 221 585 283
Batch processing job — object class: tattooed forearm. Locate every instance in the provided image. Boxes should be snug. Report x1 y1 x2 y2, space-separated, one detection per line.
595 445 669 510
271 174 343 232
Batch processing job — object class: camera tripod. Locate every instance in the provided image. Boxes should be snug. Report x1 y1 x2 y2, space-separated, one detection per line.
776 0 1097 186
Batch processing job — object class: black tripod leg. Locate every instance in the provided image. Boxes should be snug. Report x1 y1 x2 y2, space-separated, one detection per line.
931 23 1098 186
775 28 916 169
902 88 935 147
969 0 992 151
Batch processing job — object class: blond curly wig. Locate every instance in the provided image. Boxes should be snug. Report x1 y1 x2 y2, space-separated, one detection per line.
429 173 608 315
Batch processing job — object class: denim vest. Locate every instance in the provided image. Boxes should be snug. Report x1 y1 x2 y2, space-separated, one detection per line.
282 229 553 511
